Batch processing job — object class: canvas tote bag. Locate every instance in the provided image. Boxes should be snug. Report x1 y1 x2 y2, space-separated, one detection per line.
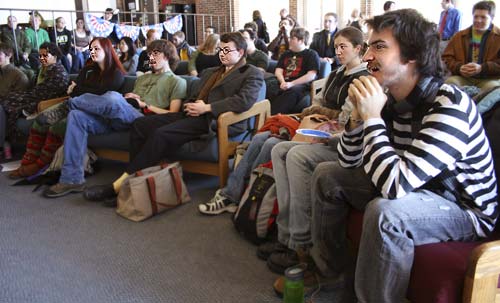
116 162 191 222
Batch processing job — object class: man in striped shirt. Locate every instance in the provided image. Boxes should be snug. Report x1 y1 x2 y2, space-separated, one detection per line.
309 9 498 302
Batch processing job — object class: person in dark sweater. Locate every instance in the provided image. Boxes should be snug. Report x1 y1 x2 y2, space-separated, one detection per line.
49 17 73 72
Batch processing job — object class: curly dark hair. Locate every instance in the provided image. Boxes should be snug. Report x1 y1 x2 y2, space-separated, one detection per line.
39 42 63 60
364 9 444 78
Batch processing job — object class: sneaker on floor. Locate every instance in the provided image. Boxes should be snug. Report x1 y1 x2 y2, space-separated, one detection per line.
43 182 85 198
198 189 237 215
257 241 288 261
267 248 300 274
83 184 116 202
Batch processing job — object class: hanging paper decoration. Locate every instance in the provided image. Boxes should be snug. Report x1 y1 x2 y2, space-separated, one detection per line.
85 13 115 37
163 15 183 34
115 24 140 41
140 23 164 38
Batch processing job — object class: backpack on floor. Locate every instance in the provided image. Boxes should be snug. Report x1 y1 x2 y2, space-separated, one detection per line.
233 161 279 245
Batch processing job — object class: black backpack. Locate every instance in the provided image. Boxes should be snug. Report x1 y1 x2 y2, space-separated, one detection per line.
233 161 278 244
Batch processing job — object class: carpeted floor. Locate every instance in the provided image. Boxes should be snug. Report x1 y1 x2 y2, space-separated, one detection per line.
0 160 344 303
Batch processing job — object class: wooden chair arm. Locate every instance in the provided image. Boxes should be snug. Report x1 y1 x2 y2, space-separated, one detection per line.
463 239 500 303
310 78 327 102
216 99 271 158
217 99 271 130
37 96 69 112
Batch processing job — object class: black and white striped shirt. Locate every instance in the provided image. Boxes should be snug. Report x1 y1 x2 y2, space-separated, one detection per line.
338 78 498 237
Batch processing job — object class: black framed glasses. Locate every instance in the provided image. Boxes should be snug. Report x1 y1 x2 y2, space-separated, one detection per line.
147 50 162 57
216 47 238 55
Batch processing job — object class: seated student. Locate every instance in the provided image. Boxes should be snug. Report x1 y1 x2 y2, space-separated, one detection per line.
8 37 126 179
243 22 268 54
442 1 500 92
0 42 68 145
310 13 340 70
136 29 161 76
25 12 50 70
0 15 31 67
43 39 186 198
83 32 264 204
268 17 295 61
239 29 268 73
279 9 497 301
0 43 30 98
49 17 73 72
263 27 370 274
0 42 30 160
198 28 367 216
118 36 139 75
270 27 320 115
188 33 221 77
172 31 195 61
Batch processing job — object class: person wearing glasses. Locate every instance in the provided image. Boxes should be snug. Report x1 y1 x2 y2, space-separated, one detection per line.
83 32 264 205
188 33 221 76
0 42 68 154
43 39 186 198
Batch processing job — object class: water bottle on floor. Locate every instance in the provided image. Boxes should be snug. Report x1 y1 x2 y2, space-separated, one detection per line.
283 263 305 303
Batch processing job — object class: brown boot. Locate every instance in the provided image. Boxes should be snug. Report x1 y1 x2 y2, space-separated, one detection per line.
8 163 41 179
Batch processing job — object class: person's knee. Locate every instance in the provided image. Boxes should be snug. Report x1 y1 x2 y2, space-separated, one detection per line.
271 141 292 160
312 161 340 196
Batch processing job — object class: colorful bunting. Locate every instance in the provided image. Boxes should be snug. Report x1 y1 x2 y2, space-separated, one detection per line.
163 15 183 34
115 24 141 41
85 13 115 37
140 23 164 38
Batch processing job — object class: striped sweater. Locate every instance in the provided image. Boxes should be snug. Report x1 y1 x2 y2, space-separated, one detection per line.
338 77 498 237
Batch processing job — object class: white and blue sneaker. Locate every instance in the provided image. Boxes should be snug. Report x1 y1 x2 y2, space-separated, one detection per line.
198 189 237 215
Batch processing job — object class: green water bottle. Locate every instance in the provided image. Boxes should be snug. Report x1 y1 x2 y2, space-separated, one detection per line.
283 264 305 303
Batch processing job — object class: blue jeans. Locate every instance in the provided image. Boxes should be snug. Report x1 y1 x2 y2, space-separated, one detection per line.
220 131 283 203
271 141 338 250
59 92 142 184
311 162 479 303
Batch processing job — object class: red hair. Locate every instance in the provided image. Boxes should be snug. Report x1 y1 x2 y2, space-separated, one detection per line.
89 37 126 82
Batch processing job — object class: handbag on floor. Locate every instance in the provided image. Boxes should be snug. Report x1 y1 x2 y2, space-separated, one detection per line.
116 162 191 222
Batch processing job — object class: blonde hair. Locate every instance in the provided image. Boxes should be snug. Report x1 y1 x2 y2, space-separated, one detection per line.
198 33 220 54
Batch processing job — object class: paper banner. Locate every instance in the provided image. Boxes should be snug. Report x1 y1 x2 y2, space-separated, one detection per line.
115 24 141 41
85 13 115 37
163 15 183 34
140 23 164 38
